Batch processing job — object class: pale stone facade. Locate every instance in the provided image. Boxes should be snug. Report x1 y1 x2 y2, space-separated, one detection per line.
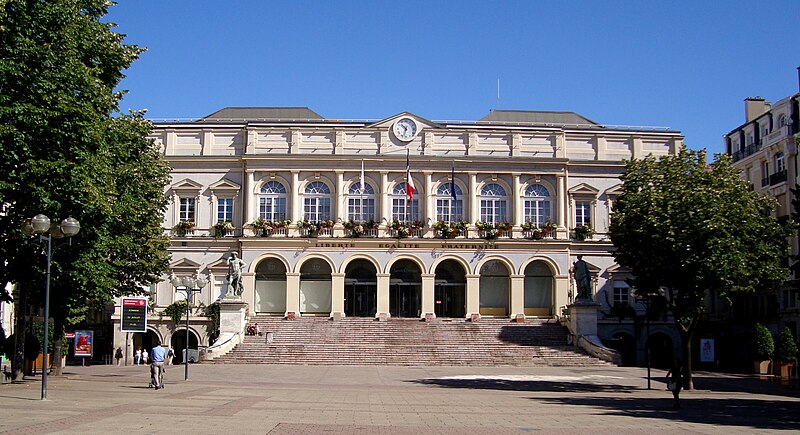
111 108 684 363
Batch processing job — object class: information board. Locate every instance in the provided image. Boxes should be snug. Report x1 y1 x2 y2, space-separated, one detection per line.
121 298 148 332
74 330 93 357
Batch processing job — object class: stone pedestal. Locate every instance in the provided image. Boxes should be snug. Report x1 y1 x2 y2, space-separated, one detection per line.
470 313 481 323
219 299 248 336
568 302 599 337
424 312 435 322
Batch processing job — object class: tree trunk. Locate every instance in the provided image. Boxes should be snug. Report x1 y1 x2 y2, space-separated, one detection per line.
11 290 27 381
52 316 64 376
681 328 695 390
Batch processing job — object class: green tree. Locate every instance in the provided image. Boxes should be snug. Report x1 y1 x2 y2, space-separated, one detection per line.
610 147 792 389
0 1 169 377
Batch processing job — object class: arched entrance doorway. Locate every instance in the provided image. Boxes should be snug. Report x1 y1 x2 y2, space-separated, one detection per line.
606 332 637 366
299 258 332 315
132 330 160 363
649 332 674 368
479 260 510 317
255 257 287 314
434 260 466 318
344 259 377 317
523 261 554 316
170 329 199 365
389 259 421 318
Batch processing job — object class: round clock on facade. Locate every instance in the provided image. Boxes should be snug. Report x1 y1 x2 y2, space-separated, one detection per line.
392 117 418 142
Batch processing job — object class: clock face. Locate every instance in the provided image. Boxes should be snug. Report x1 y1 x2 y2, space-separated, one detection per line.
393 118 418 142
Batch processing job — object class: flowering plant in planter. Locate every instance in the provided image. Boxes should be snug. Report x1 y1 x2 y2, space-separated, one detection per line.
433 220 467 239
173 220 195 236
573 223 593 241
213 220 234 239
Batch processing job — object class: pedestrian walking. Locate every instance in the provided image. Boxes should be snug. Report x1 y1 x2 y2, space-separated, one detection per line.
115 347 123 366
166 346 174 365
142 349 148 365
666 359 684 409
150 341 166 390
134 347 142 366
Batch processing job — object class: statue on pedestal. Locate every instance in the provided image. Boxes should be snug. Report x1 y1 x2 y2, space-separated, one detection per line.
573 255 592 302
225 252 247 298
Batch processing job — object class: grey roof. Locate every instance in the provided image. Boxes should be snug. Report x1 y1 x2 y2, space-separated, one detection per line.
201 107 324 121
479 110 599 126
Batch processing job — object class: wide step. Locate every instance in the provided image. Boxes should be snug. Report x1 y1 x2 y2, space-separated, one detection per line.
211 317 611 367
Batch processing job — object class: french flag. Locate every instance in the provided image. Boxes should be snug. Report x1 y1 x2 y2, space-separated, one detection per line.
406 150 416 201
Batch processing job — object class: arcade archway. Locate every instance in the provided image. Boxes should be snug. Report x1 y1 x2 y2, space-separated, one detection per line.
389 259 422 318
523 261 554 316
344 259 377 317
434 260 466 318
299 258 332 315
255 257 287 314
479 260 510 317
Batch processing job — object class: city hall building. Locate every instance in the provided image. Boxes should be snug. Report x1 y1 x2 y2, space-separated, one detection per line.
112 107 684 362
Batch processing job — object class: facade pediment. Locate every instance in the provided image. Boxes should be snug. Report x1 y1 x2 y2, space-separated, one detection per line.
569 183 599 195
170 258 202 269
367 112 441 130
171 178 203 192
209 178 241 191
604 184 624 196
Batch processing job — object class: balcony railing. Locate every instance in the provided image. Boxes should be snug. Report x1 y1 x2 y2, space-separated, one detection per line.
769 170 787 186
731 142 762 163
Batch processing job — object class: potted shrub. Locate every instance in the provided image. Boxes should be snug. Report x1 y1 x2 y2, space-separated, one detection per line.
752 322 774 374
522 222 542 239
573 223 592 241
213 220 234 239
775 327 798 378
173 220 195 237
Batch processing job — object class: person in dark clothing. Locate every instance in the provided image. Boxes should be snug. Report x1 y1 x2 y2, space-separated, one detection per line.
666 359 684 409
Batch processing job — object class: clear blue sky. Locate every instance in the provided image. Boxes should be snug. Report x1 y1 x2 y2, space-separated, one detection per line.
108 0 800 156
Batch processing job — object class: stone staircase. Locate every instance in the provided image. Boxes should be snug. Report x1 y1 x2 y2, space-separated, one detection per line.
211 316 611 367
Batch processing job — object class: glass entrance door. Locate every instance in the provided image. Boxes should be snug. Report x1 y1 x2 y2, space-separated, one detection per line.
390 283 421 318
345 281 376 317
434 283 466 318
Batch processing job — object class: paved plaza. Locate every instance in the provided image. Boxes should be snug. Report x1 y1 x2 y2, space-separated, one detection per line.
0 363 798 434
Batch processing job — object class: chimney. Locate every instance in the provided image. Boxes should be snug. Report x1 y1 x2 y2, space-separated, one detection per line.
744 96 771 122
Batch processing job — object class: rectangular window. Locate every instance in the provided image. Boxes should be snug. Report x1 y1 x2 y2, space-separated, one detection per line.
480 200 507 224
436 199 463 223
575 201 591 226
304 198 331 222
179 197 195 222
524 200 551 226
260 197 287 221
348 198 375 222
776 152 786 174
392 198 419 223
613 286 629 307
217 198 233 222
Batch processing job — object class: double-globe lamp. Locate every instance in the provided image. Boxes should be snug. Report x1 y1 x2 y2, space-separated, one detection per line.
169 274 207 381
23 214 81 401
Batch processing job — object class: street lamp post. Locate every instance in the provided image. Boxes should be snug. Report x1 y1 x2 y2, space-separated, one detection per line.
636 295 652 390
170 274 207 381
23 214 80 401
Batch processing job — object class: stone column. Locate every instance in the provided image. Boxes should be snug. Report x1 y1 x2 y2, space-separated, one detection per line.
285 272 300 319
330 272 345 320
510 274 525 322
512 173 521 229
380 172 390 227
469 173 478 225
291 171 300 233
557 173 567 238
242 272 256 314
421 273 435 320
376 273 390 320
424 171 433 228
246 171 255 226
466 274 480 321
554 274 570 317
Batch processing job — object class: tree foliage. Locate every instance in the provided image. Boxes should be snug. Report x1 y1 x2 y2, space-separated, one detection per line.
0 1 170 375
610 147 792 387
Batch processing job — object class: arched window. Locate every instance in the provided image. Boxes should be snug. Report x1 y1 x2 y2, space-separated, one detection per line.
479 183 507 224
391 183 419 223
779 114 787 128
347 183 375 222
259 181 287 221
303 181 332 222
436 183 463 223
523 184 551 226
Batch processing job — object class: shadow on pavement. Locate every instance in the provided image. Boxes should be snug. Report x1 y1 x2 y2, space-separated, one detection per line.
536 395 800 430
410 378 638 393
690 374 800 399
